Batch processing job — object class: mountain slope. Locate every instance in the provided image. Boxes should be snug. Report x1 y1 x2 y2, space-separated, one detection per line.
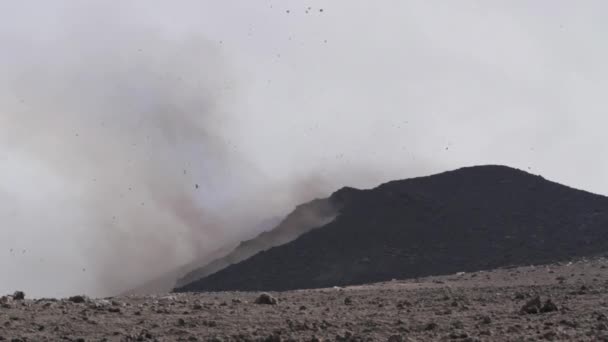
121 217 282 295
176 165 608 292
174 197 337 288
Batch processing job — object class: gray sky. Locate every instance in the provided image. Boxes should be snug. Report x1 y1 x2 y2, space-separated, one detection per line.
1 1 607 297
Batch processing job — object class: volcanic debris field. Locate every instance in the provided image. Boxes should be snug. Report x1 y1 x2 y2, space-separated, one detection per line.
2 258 608 341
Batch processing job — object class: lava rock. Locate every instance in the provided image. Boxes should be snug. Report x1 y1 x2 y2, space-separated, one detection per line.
424 322 439 331
68 296 87 304
387 335 404 342
254 293 278 305
520 296 542 314
541 299 559 313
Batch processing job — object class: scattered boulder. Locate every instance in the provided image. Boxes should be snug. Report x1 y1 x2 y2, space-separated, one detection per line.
541 299 559 313
542 331 557 340
335 331 354 341
448 332 469 339
387 335 404 342
559 319 578 328
520 296 559 314
254 293 278 305
68 295 87 304
424 322 439 331
514 292 526 300
451 321 464 329
520 296 542 314
480 315 492 324
263 333 281 342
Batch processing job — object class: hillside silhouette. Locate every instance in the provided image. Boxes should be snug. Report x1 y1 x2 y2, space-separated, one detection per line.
174 198 337 289
176 165 608 292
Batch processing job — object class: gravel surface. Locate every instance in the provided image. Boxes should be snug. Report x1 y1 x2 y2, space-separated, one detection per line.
2 257 608 341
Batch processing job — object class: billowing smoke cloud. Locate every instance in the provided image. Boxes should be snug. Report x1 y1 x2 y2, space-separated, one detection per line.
0 1 386 297
0 9 256 297
2 1 608 297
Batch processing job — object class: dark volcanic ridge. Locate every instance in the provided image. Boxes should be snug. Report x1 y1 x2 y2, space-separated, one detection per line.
124 199 334 295
176 165 608 293
174 198 337 289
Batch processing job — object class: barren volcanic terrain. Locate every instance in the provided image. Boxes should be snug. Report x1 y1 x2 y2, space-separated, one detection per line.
2 257 608 341
5 165 608 341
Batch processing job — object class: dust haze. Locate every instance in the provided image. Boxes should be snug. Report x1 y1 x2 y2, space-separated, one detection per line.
2 1 608 297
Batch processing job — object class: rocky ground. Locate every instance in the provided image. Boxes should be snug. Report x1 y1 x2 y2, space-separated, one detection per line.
2 257 608 341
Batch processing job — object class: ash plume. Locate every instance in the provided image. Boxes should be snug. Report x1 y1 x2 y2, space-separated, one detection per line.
0 2 376 298
0 21 248 296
